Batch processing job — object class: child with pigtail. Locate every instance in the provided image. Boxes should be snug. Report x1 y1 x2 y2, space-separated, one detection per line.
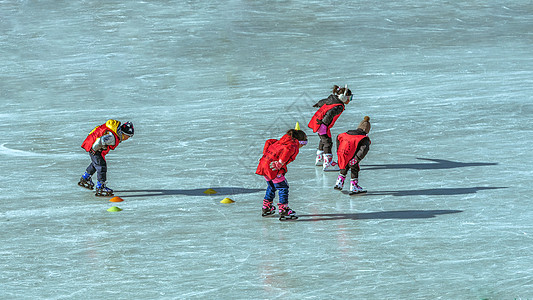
308 85 353 171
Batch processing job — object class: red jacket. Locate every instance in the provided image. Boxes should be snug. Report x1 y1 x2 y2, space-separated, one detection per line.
256 134 300 180
81 120 121 159
337 132 371 169
308 102 344 137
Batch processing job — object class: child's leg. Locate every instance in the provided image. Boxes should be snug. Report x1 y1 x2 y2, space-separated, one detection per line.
85 159 96 177
318 134 333 154
79 155 97 189
90 153 107 183
349 163 365 193
276 180 297 220
349 163 360 180
317 134 324 151
316 134 325 166
264 180 277 201
335 167 348 190
274 180 289 205
262 180 277 216
340 167 349 177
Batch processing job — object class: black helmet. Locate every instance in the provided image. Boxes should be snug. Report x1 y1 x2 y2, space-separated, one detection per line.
119 122 134 136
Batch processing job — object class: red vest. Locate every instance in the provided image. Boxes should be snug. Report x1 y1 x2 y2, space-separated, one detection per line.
255 134 300 180
337 132 370 169
308 103 345 135
81 123 120 159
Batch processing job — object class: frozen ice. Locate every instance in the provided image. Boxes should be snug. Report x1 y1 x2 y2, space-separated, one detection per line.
1 1 532 299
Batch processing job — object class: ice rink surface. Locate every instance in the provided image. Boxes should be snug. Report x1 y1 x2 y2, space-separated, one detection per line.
1 1 532 299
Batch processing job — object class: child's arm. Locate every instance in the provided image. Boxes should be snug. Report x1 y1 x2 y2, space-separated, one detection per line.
91 133 116 152
277 147 294 165
263 139 277 154
353 139 370 162
312 98 329 108
269 146 295 170
322 105 343 126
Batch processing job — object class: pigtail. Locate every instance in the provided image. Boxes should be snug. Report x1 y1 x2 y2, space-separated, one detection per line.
332 85 340 95
333 85 353 97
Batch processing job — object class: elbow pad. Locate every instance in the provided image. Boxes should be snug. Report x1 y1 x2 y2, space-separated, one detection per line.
91 138 104 152
92 134 115 151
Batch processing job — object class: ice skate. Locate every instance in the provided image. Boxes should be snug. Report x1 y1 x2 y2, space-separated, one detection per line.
349 179 367 195
262 199 276 217
334 174 346 190
323 154 340 172
278 203 298 221
315 150 324 166
78 172 94 190
95 181 114 197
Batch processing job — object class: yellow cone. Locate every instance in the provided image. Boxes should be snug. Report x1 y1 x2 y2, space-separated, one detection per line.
295 122 300 130
220 197 235 204
204 188 217 194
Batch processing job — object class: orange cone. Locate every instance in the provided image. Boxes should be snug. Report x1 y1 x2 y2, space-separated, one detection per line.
110 196 124 202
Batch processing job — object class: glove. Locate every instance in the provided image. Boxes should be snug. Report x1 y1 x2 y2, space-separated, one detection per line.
89 149 102 156
318 123 328 135
349 157 358 166
316 119 324 125
269 160 283 171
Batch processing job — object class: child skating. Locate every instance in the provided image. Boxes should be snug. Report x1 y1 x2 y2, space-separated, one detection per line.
308 85 353 171
78 120 134 196
334 116 371 195
256 129 308 221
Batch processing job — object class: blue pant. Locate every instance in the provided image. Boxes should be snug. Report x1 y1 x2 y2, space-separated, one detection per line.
264 180 289 205
86 152 107 182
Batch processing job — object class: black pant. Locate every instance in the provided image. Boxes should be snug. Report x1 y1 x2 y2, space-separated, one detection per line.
86 152 107 183
318 134 333 154
340 163 360 179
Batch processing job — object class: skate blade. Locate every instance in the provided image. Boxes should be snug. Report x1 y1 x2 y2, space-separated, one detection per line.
78 182 94 190
95 193 114 197
262 211 276 217
333 186 342 191
279 215 299 221
349 191 367 196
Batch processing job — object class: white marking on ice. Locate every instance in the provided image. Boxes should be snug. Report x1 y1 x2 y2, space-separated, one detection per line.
0 143 47 157
0 143 84 159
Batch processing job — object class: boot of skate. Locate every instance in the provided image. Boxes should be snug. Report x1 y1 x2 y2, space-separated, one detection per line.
334 174 346 190
350 179 365 194
323 153 340 171
78 172 95 189
278 203 298 220
95 181 114 196
315 150 324 166
262 199 276 216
